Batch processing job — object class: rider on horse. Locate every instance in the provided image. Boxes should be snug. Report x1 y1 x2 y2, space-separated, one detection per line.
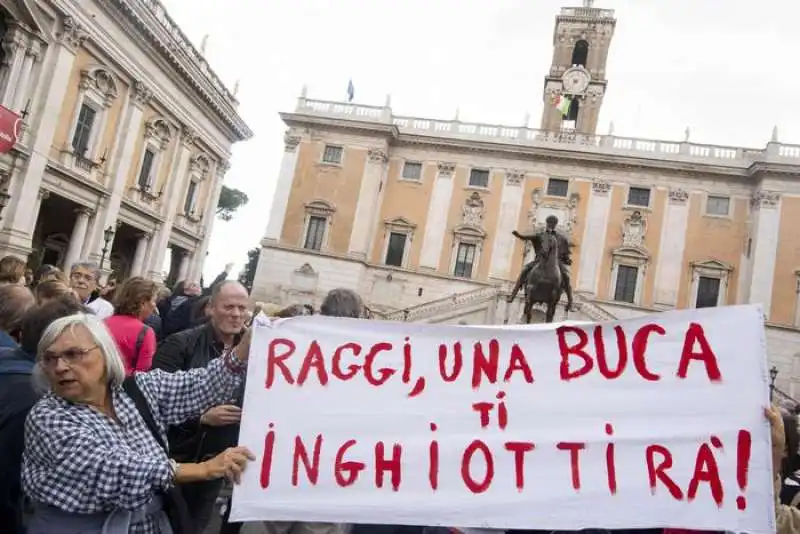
507 215 575 311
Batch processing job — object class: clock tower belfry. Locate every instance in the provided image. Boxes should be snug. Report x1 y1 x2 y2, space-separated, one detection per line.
540 0 617 134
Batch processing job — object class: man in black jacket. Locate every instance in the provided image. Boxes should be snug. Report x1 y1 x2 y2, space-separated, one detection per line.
152 280 249 532
0 296 87 533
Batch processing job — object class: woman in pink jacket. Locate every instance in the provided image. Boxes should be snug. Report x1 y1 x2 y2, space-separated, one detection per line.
104 276 158 374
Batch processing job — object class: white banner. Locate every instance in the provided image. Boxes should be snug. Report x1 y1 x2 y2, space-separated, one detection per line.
231 305 774 533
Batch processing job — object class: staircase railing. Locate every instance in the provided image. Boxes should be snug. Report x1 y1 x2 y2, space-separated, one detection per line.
383 285 502 322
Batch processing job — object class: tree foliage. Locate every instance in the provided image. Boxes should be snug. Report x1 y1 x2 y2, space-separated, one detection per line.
238 247 260 292
216 185 249 221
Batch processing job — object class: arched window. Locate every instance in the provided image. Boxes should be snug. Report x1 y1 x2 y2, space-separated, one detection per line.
566 97 580 122
571 40 589 67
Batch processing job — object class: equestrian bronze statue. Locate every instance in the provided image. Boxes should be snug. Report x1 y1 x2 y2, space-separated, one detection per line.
508 215 575 323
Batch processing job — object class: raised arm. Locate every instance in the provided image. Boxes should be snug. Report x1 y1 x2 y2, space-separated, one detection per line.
512 229 538 242
23 404 173 512
139 350 246 427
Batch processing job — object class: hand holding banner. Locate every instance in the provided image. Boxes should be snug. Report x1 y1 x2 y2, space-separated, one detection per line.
232 305 773 533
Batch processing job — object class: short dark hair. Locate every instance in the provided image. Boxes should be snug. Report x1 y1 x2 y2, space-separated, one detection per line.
0 284 34 334
113 277 158 317
35 280 71 302
20 295 89 354
320 289 363 319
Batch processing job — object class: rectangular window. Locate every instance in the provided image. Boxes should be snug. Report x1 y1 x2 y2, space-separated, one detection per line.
384 232 407 267
183 181 198 214
453 242 477 278
696 276 721 308
322 145 343 164
304 215 326 251
138 149 156 190
402 161 422 180
614 264 638 303
546 178 569 197
706 195 730 216
469 169 490 188
71 103 97 157
627 187 651 207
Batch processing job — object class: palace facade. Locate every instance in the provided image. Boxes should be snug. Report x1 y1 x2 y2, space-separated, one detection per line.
252 4 800 399
0 0 251 282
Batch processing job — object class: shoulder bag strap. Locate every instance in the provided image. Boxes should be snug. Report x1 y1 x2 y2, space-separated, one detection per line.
122 376 167 453
131 325 149 372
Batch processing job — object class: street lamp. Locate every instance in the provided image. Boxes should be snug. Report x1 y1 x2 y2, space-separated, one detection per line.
0 189 10 220
100 225 115 270
770 366 779 402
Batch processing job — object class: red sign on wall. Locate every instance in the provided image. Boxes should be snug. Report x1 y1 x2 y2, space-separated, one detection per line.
0 105 21 154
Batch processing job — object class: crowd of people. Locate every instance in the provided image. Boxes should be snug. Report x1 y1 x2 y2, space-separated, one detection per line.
0 254 798 534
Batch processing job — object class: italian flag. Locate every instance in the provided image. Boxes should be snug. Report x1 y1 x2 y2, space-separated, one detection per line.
554 94 572 116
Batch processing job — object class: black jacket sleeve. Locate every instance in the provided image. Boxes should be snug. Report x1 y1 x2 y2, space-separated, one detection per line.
151 333 189 373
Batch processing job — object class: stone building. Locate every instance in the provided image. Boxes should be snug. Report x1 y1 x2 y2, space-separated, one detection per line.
0 0 252 282
252 2 800 397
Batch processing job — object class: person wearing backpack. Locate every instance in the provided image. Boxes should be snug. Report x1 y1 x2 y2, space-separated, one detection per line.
105 277 158 374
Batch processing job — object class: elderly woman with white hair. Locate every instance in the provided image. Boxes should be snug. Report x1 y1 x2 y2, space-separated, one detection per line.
22 313 255 533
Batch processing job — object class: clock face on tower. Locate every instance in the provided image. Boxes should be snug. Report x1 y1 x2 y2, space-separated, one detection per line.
561 66 591 95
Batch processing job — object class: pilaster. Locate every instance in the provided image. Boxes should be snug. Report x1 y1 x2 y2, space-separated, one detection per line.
488 170 525 281
652 188 690 306
419 162 456 271
263 132 301 244
576 179 612 293
347 147 387 260
748 190 782 318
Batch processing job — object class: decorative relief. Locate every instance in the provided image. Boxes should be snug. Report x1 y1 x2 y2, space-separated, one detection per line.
368 148 388 164
283 131 301 152
622 210 647 248
751 191 780 210
527 188 580 234
144 118 173 150
132 80 153 106
305 199 335 217
384 216 416 233
505 170 524 187
437 162 455 177
27 40 42 62
462 192 485 227
189 154 211 177
59 17 88 50
181 125 198 147
591 179 611 195
80 68 119 107
668 188 689 205
216 160 231 178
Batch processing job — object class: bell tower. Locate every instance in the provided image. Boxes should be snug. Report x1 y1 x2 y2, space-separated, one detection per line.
540 0 616 134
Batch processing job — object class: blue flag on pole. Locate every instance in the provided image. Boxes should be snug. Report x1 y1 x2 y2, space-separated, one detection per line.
347 79 354 102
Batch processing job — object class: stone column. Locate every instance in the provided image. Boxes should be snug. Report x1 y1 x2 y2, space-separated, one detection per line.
747 191 782 318
577 179 613 293
130 233 150 276
177 250 191 283
12 40 41 113
0 18 84 256
488 170 525 281
146 126 197 280
63 208 91 273
86 80 150 262
29 188 50 235
0 25 29 107
652 188 690 306
419 163 456 270
188 161 228 282
347 148 387 260
262 133 300 244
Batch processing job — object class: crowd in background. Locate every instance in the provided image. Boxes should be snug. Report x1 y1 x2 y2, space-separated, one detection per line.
0 254 799 534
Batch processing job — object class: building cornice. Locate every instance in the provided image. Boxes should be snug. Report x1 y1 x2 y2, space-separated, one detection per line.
280 112 399 139
99 0 253 142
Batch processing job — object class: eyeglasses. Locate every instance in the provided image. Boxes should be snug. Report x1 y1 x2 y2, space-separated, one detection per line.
39 345 98 369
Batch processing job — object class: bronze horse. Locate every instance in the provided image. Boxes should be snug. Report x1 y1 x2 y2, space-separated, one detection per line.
522 232 563 324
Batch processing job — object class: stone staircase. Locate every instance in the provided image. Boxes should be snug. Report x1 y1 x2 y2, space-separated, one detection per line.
376 285 616 324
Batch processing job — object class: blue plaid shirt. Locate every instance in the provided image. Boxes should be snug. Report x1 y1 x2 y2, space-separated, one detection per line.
22 352 246 533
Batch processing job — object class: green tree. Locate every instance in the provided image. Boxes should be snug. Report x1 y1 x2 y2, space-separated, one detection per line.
238 247 260 292
216 185 249 221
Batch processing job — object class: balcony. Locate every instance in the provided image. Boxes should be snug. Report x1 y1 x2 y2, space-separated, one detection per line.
293 97 800 169
174 211 203 236
126 185 162 212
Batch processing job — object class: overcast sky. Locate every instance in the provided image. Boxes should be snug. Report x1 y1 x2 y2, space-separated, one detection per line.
159 0 800 281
